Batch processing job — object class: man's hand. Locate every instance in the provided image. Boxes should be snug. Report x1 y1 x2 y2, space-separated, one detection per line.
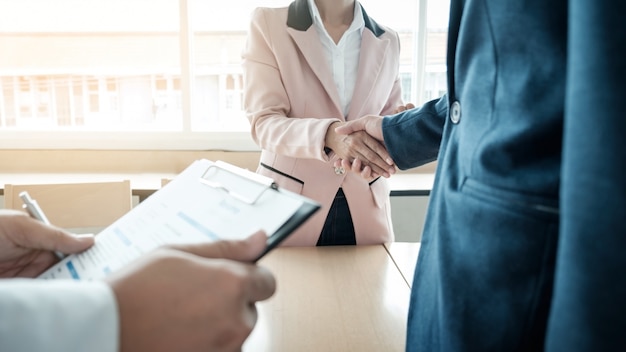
334 115 385 141
333 115 394 178
0 210 95 278
325 120 395 178
107 231 277 352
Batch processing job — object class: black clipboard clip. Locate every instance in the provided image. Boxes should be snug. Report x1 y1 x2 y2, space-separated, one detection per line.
198 160 278 205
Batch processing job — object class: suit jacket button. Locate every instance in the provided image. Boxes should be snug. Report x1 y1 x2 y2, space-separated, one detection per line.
450 101 461 124
334 167 345 175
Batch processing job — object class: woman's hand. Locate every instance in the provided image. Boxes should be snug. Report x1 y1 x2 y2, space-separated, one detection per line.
325 121 396 178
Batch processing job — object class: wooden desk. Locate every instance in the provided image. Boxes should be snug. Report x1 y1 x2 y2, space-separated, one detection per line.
244 245 411 352
384 242 421 288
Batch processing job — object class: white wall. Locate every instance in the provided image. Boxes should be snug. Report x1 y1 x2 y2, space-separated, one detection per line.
390 196 429 242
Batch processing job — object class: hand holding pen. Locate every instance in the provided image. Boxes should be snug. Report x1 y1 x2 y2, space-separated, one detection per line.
0 204 95 278
19 191 67 260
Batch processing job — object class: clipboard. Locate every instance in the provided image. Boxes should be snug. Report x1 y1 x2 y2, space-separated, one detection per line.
38 159 320 280
196 160 320 259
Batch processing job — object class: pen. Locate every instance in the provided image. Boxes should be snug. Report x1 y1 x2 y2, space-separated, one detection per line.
19 191 66 260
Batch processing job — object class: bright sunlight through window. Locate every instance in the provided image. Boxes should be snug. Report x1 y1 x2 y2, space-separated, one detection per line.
0 0 449 150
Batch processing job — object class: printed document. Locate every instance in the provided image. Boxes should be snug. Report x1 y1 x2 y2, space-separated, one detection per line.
39 159 305 281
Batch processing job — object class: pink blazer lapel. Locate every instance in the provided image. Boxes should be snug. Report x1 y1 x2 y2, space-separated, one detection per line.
347 29 390 120
287 27 344 117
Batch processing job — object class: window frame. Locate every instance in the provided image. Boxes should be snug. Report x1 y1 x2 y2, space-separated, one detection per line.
0 0 436 151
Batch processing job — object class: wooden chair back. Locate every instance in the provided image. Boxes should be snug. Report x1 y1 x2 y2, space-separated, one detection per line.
3 180 132 231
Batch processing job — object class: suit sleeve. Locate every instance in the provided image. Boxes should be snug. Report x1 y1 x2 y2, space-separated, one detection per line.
382 95 447 170
546 0 626 350
242 8 339 162
0 279 118 352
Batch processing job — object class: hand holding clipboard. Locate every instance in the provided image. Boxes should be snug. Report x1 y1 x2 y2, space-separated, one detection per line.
39 159 320 280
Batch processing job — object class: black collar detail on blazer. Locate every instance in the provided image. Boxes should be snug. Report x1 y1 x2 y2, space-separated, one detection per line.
287 0 385 38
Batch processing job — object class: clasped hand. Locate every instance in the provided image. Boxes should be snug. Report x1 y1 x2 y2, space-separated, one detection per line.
328 104 414 179
325 120 395 179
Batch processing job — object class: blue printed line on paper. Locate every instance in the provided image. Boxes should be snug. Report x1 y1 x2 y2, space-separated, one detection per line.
114 228 132 246
66 261 80 280
177 212 219 241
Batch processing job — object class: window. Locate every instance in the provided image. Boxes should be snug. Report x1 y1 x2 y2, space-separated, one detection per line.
0 0 448 150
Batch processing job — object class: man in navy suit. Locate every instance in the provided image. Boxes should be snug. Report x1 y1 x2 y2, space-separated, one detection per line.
337 0 626 350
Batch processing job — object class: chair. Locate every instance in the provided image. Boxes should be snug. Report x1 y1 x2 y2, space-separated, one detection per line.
3 180 133 233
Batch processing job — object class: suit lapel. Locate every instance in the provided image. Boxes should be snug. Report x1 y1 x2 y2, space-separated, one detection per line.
285 0 390 119
286 0 343 117
287 27 343 116
347 29 390 120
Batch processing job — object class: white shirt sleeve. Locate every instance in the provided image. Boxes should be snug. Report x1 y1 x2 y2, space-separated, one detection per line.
0 279 119 352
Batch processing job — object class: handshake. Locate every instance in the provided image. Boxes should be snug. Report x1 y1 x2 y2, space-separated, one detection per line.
325 103 415 180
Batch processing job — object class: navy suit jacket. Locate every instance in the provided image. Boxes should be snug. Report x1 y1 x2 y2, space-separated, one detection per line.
384 0 626 350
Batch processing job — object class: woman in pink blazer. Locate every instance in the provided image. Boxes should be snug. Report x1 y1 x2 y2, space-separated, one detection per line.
243 0 405 246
